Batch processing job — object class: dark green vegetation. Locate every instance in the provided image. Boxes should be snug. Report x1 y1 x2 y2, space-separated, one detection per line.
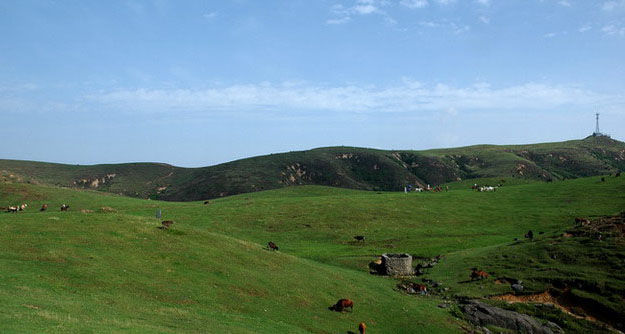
1 171 624 332
1 136 623 201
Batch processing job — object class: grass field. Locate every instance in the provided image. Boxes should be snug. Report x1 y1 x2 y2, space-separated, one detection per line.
1 174 624 332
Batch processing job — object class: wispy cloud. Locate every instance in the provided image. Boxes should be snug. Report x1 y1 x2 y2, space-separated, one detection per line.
602 23 625 35
602 0 625 11
326 16 352 25
543 30 568 38
420 20 470 34
479 16 490 24
400 0 429 9
558 0 571 7
578 24 592 32
327 1 394 25
475 0 490 6
202 12 217 20
77 81 619 116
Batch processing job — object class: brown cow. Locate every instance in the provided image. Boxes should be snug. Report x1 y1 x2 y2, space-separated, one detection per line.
40 204 48 212
267 241 279 251
470 269 489 280
330 298 353 312
358 322 366 334
60 204 70 211
161 220 174 229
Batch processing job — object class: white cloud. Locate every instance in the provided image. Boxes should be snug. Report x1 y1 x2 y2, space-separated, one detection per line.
80 81 618 116
475 0 490 5
326 0 395 25
602 0 625 11
326 17 352 25
353 4 378 14
419 20 470 33
453 24 470 34
420 21 441 27
578 24 592 32
479 16 490 24
602 23 625 35
400 0 429 9
435 0 456 5
203 12 217 19
558 0 571 7
544 32 557 38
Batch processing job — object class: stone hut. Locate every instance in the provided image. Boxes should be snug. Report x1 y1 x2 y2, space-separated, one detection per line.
381 253 413 276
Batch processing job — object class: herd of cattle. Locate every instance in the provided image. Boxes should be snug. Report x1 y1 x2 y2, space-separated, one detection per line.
3 203 69 212
407 182 501 193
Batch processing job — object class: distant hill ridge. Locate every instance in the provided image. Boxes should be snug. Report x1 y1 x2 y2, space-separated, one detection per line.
1 136 623 201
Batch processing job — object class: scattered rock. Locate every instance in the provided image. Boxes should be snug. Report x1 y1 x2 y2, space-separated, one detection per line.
460 300 563 334
511 284 524 294
99 206 116 213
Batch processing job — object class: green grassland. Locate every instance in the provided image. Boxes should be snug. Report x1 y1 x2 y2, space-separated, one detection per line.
1 173 624 332
1 136 623 201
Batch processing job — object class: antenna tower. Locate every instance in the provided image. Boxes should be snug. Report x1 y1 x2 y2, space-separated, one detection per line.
595 113 600 135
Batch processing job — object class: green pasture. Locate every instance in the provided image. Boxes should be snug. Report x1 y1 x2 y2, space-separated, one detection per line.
1 174 624 332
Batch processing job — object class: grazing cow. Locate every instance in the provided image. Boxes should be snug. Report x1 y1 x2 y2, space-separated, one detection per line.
358 322 366 334
524 230 534 240
60 204 70 211
40 204 48 212
330 298 354 312
19 204 27 211
7 206 18 213
575 217 590 225
267 241 279 251
414 187 423 192
354 235 365 242
203 200 210 205
161 220 174 229
470 269 489 280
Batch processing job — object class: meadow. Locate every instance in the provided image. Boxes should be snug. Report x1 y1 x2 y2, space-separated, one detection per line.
1 174 624 333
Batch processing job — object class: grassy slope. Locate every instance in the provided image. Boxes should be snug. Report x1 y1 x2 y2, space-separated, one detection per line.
1 136 624 201
0 184 458 333
1 174 624 332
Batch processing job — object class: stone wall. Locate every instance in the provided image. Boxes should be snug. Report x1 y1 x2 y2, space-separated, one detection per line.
381 253 413 276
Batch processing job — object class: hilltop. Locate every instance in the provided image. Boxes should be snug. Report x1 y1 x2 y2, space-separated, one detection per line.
1 136 623 201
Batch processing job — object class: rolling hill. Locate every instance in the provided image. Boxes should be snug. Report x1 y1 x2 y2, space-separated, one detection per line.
1 173 624 332
1 135 623 201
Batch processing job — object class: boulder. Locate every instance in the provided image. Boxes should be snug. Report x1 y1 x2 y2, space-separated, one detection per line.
460 300 563 334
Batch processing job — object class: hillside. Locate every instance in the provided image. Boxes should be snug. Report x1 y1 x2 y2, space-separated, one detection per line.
1 135 623 201
1 174 624 332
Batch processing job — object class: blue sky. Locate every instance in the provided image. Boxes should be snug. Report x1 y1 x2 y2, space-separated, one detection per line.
1 0 624 167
